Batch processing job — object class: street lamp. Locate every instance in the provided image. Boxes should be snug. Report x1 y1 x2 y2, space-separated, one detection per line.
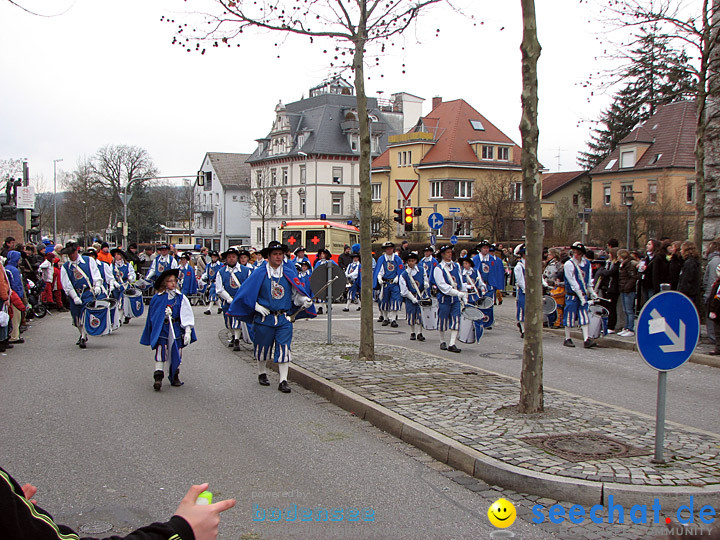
623 190 635 250
53 158 63 243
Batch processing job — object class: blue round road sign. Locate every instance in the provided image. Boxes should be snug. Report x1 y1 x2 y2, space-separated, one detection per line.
636 291 699 371
428 212 444 230
450 235 458 245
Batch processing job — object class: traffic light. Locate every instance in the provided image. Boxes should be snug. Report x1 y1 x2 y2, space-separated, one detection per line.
404 207 414 231
414 208 422 217
393 208 403 224
30 211 40 230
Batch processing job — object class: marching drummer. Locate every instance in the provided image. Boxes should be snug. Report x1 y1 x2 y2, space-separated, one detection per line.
216 247 251 351
140 268 196 391
433 245 468 353
238 249 254 271
59 241 107 349
178 252 198 297
513 244 526 338
543 247 564 327
472 240 497 330
297 260 312 291
373 242 404 326
460 255 487 343
563 241 598 349
145 243 178 281
86 248 120 296
202 250 223 315
343 250 361 312
111 247 136 324
419 246 438 291
399 252 426 341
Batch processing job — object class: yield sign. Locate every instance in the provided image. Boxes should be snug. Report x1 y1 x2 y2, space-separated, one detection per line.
395 179 418 201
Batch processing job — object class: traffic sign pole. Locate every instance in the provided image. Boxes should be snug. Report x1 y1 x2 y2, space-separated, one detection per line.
653 371 668 464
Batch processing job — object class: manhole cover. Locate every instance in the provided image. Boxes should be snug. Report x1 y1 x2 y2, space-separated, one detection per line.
521 432 651 462
373 330 404 335
80 521 113 534
478 352 523 360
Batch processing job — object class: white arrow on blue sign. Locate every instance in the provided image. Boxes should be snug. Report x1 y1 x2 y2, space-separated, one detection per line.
450 235 458 245
636 291 699 371
428 212 444 230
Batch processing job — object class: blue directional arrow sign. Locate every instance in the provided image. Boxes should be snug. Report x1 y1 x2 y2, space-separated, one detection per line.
450 235 458 245
428 212 444 230
636 291 699 371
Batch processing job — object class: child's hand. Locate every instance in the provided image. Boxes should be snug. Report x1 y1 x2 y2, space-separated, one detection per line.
710 312 717 320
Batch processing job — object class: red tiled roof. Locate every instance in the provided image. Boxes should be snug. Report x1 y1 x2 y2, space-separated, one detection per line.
372 150 390 169
591 101 696 175
542 170 587 198
416 99 521 167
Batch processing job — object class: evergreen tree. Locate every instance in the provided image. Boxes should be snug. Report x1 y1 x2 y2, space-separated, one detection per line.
579 29 696 170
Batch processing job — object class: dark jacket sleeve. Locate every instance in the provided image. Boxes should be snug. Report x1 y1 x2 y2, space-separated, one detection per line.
678 258 701 300
0 467 194 540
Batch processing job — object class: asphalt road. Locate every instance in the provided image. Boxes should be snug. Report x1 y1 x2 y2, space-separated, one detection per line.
0 307 550 540
318 299 720 436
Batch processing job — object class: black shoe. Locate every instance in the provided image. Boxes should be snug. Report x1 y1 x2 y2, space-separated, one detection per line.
204 309 211 315
170 372 184 387
0 342 6 353
233 339 240 351
382 319 390 326
377 315 384 322
584 339 597 349
390 320 398 328
217 308 223 314
258 373 270 386
356 306 361 311
440 342 447 350
124 317 131 324
486 326 493 330
448 344 462 353
563 339 575 348
9 338 24 344
228 339 234 347
709 349 720 356
153 370 163 391
278 380 291 393
417 333 426 342
3 341 13 349
317 307 323 314
79 338 87 349
410 333 416 341
342 308 349 312
517 323 524 338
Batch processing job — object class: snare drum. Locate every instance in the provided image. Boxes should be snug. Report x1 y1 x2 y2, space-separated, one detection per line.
461 304 486 321
542 295 557 315
84 300 111 336
589 304 610 339
420 302 438 330
458 315 476 344
475 296 494 310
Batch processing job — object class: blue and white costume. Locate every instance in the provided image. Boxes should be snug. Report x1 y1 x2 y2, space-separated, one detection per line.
373 253 404 320
59 254 105 347
216 263 251 346
419 253 438 288
112 258 136 321
514 258 526 325
202 258 223 306
563 256 592 328
472 251 497 328
178 262 198 297
344 257 361 310
459 265 486 344
399 265 424 333
146 254 178 281
433 259 467 349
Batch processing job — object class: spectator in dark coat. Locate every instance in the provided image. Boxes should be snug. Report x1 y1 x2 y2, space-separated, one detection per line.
5 250 25 344
652 241 671 291
666 240 683 290
596 248 620 332
706 265 720 355
678 241 702 311
337 244 353 271
638 239 661 308
0 236 16 258
617 249 639 336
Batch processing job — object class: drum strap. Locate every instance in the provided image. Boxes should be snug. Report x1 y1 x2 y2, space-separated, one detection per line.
229 267 241 289
70 261 93 292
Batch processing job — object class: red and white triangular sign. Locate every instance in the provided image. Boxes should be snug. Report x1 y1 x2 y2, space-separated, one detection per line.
395 179 418 201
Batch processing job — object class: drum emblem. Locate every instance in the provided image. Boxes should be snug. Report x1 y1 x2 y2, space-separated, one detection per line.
482 263 490 274
229 277 239 289
387 263 394 272
89 314 100 328
209 269 215 276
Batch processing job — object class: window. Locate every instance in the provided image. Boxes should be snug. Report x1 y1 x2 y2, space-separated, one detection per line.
299 165 306 185
298 132 308 148
498 147 509 161
271 228 277 242
351 135 359 152
256 227 262 244
470 120 485 131
687 182 696 204
270 197 277 215
255 170 263 187
282 195 288 215
482 146 494 160
458 221 472 236
332 167 343 184
603 186 611 206
371 183 381 201
299 196 306 215
203 171 212 191
648 183 658 204
371 220 381 234
572 193 579 206
397 152 402 167
406 150 412 165
430 181 442 199
271 168 277 186
454 180 472 199
510 182 523 201
282 167 288 185
605 158 618 170
650 153 662 165
332 196 343 215
620 150 635 168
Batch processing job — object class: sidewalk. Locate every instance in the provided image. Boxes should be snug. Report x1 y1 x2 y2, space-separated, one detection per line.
271 327 720 513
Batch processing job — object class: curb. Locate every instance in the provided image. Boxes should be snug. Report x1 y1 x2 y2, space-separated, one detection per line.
280 361 720 510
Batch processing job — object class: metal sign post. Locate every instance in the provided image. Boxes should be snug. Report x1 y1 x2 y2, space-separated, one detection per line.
327 262 332 345
635 291 699 464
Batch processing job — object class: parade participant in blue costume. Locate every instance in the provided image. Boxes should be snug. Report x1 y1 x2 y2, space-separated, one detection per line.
490 244 506 304
419 246 438 291
202 250 223 315
563 241 598 349
140 269 196 391
145 243 178 281
373 241 404 326
472 240 497 329
297 260 312 292
238 249 254 271
216 247 251 351
460 255 487 342
312 249 335 314
178 252 198 297
343 250 362 312
110 247 136 324
399 252 426 341
433 245 468 353
292 246 310 266
59 242 106 349
227 241 315 393
86 248 119 296
513 244 527 338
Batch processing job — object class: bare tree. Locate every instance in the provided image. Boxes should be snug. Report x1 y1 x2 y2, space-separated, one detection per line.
251 166 278 247
706 0 720 241
519 0 543 413
465 171 522 242
549 196 580 246
60 159 106 247
171 0 446 361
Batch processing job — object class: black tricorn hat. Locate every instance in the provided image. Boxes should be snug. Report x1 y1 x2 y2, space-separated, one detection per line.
110 248 127 260
260 241 289 258
59 241 79 255
222 247 240 259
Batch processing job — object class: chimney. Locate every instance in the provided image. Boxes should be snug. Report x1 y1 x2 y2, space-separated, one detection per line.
432 96 442 110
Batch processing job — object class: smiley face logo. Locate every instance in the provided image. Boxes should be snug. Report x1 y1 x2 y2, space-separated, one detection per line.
488 498 516 529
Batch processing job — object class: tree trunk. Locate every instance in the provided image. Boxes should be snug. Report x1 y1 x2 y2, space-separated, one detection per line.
518 0 543 413
354 7 375 362
704 0 720 244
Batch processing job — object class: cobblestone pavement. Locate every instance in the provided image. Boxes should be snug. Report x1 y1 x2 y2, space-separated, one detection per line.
226 329 719 539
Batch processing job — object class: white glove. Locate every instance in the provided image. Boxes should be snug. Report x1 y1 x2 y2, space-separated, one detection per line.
392 276 399 284
300 296 313 309
183 329 192 346
407 293 418 304
480 285 487 295
73 296 82 306
94 286 102 296
114 282 122 290
219 291 232 303
590 289 599 301
458 291 469 304
165 306 173 318
255 303 270 317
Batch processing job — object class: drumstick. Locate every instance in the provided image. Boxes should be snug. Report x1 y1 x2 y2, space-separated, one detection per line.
289 276 339 323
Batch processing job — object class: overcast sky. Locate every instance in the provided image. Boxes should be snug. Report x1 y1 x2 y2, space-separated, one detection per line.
1 0 618 190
